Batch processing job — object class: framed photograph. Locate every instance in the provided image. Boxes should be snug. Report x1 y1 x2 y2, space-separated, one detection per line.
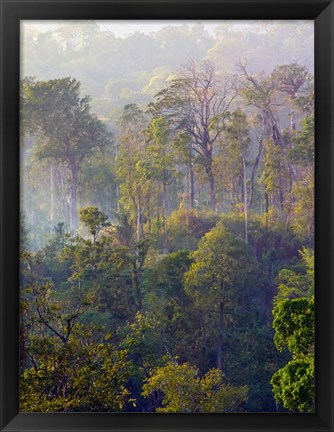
1 0 333 431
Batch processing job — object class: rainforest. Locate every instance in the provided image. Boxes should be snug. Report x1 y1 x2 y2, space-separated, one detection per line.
20 20 314 413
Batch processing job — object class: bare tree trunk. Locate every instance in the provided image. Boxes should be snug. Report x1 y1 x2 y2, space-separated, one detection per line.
134 194 143 311
279 187 284 214
147 197 151 234
205 163 216 211
265 192 269 214
290 95 296 131
185 166 189 230
157 208 161 251
290 109 296 131
69 162 78 235
50 166 54 222
162 183 167 252
189 161 195 209
136 193 141 243
249 141 263 208
217 297 224 371
243 158 248 245
116 185 120 212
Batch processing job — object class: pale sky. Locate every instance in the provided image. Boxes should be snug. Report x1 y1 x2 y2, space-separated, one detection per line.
22 20 313 39
22 20 225 38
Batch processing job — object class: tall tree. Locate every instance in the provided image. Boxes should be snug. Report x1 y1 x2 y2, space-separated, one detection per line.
141 115 175 251
142 362 247 412
216 109 252 242
239 66 288 215
239 64 312 219
184 222 257 370
117 104 149 242
22 77 111 234
271 249 314 412
271 63 308 131
152 60 234 211
79 206 110 245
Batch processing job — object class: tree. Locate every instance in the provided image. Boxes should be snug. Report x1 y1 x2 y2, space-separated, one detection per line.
20 227 134 413
288 114 314 244
271 63 308 131
184 222 257 370
271 297 314 412
110 208 150 313
271 249 314 412
239 63 313 223
116 104 149 242
239 66 291 214
140 115 175 251
142 250 196 362
274 248 314 305
164 207 219 252
79 150 118 217
22 77 111 234
21 333 132 412
142 362 247 412
79 207 110 245
152 60 234 211
215 109 252 242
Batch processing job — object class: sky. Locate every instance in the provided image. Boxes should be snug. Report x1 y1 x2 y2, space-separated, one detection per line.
22 19 313 39
22 20 238 37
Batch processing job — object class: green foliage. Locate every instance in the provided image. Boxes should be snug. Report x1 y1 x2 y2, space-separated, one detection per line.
79 206 110 243
21 337 132 412
214 109 251 208
162 208 219 252
23 78 110 165
79 151 118 215
184 221 257 306
22 77 111 234
141 250 197 363
272 62 308 98
274 248 314 304
184 220 260 387
271 357 314 412
271 247 314 412
20 32 314 413
289 115 314 166
272 297 314 356
142 362 248 412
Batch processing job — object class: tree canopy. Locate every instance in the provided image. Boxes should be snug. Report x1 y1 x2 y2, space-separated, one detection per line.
20 22 314 413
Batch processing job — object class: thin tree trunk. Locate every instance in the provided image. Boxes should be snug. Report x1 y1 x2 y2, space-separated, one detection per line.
249 140 263 208
265 192 269 214
135 192 143 309
217 297 224 371
162 183 167 252
290 95 296 131
185 166 189 230
147 197 151 234
279 187 284 214
157 208 161 251
136 193 141 243
189 161 195 209
205 163 216 211
243 158 248 245
290 109 296 131
116 185 120 212
69 162 78 235
50 165 54 222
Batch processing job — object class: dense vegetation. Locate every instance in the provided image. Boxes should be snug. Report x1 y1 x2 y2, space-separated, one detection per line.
20 22 314 413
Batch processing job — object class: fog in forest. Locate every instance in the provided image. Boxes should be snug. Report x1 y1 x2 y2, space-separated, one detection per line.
20 21 314 413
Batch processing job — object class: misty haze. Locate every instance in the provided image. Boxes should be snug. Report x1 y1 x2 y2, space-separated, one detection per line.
20 20 314 413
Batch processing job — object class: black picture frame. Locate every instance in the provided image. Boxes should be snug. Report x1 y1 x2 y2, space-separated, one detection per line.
1 1 333 431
